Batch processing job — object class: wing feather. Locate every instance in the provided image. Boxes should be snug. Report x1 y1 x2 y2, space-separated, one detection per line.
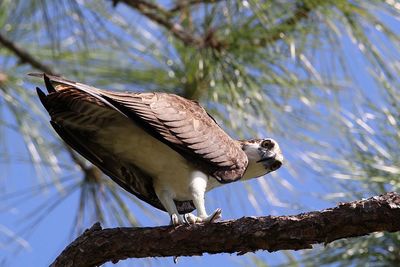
35 82 195 214
49 120 168 211
34 73 249 183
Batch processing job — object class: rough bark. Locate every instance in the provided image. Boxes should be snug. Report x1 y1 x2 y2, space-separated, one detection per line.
51 192 400 267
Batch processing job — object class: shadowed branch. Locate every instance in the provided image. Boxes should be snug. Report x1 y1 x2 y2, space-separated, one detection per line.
114 0 207 48
51 192 400 267
0 33 55 75
0 35 100 182
113 0 329 50
169 0 222 13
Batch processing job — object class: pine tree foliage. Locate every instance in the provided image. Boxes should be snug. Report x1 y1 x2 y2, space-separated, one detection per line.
0 0 399 266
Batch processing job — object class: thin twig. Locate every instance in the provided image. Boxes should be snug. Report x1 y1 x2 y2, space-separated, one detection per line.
254 1 319 45
0 33 56 75
114 0 210 48
169 0 221 13
0 32 98 178
114 0 322 50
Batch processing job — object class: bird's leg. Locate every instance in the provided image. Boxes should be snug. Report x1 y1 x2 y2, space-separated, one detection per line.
155 190 184 263
156 189 184 226
184 171 222 224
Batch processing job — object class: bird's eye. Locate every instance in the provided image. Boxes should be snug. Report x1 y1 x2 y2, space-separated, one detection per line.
261 139 274 150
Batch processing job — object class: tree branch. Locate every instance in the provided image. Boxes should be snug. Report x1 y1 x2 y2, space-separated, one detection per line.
112 0 227 49
169 0 221 13
112 0 328 51
254 1 317 46
0 33 101 182
0 33 55 75
51 192 400 267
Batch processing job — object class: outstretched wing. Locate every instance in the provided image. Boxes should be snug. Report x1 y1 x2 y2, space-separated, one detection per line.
33 73 249 183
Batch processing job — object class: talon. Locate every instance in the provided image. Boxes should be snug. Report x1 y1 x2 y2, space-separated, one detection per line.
184 213 198 224
170 214 180 226
183 214 189 224
208 208 222 223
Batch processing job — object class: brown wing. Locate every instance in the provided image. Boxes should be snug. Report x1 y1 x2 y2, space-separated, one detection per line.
33 73 249 183
35 74 195 214
100 92 249 182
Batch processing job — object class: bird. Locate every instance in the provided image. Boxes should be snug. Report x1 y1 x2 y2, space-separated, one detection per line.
31 73 283 225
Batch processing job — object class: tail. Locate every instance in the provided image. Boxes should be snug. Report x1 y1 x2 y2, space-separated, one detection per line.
29 71 82 92
36 87 47 107
31 72 118 117
31 72 58 111
28 72 56 93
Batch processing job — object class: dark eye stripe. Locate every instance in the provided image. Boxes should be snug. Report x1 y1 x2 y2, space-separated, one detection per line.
261 139 274 150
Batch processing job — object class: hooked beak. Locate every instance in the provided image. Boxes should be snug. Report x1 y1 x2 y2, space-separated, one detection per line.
256 151 276 163
257 151 282 171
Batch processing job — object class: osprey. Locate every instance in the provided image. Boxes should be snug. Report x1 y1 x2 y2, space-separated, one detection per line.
32 73 283 225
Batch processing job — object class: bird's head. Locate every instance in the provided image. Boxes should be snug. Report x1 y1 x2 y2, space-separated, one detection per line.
240 138 283 180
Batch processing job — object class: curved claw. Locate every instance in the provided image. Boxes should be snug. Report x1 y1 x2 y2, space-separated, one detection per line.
183 208 223 224
208 208 222 223
183 213 198 224
170 214 182 226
